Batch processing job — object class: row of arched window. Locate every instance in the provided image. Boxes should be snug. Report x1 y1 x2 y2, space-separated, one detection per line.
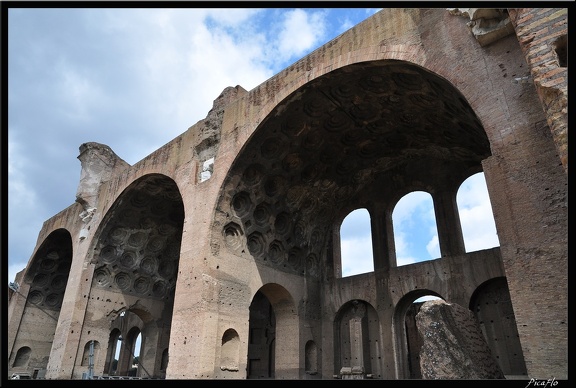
340 172 499 277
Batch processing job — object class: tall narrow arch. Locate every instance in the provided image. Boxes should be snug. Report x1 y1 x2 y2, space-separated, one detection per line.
247 284 298 379
160 348 169 372
333 299 382 379
86 173 184 379
457 172 500 252
81 340 100 367
393 290 445 379
9 229 72 375
12 346 31 368
247 291 276 379
340 208 374 277
104 329 122 376
470 277 527 378
393 191 439 267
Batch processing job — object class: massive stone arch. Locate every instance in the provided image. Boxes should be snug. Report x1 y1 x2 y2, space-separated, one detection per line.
82 173 184 378
6 8 568 380
213 60 491 284
7 229 73 377
211 59 493 379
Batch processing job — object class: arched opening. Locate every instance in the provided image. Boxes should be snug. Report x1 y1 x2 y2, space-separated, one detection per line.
247 284 298 379
12 346 31 368
333 300 382 379
160 348 169 372
393 192 439 267
340 208 374 277
405 294 443 378
9 229 72 375
554 34 567 67
122 328 141 377
104 329 122 376
457 172 500 252
105 309 155 378
213 59 493 379
470 277 527 378
247 291 276 379
87 174 184 378
214 59 491 286
81 340 100 367
394 290 444 379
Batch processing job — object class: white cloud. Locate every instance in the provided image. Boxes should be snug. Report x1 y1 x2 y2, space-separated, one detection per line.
396 256 418 267
393 191 438 263
457 172 500 252
276 9 327 63
55 60 103 122
392 191 433 226
7 147 36 209
393 230 408 258
341 209 374 277
341 235 374 277
426 234 440 259
203 8 263 28
104 8 274 155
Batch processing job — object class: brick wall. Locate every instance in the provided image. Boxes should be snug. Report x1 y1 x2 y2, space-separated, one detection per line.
508 8 568 172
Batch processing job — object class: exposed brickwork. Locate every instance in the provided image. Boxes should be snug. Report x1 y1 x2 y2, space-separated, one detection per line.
508 8 568 173
7 8 567 380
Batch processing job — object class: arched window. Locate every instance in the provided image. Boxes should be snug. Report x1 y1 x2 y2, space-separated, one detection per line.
13 346 31 368
393 191 439 266
340 208 373 277
456 172 499 252
81 340 100 366
105 329 121 375
125 328 142 377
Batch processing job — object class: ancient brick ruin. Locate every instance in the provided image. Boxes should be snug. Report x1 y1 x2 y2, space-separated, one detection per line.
7 8 567 380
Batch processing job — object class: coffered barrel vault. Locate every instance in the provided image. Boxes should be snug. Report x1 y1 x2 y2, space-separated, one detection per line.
8 8 567 380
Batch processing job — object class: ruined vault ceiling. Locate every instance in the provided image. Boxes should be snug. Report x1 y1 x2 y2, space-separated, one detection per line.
26 229 72 311
215 60 491 278
91 174 184 300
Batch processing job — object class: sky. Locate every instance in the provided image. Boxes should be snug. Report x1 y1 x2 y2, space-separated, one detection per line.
5 6 499 286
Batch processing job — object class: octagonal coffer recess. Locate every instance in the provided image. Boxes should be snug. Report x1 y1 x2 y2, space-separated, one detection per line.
91 174 184 300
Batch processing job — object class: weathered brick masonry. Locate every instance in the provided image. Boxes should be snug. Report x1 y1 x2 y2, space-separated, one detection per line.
8 8 567 380
509 8 568 172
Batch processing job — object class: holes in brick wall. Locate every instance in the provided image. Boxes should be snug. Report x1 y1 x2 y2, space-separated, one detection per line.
554 34 567 67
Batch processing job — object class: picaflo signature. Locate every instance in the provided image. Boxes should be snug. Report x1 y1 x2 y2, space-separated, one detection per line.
525 378 558 388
